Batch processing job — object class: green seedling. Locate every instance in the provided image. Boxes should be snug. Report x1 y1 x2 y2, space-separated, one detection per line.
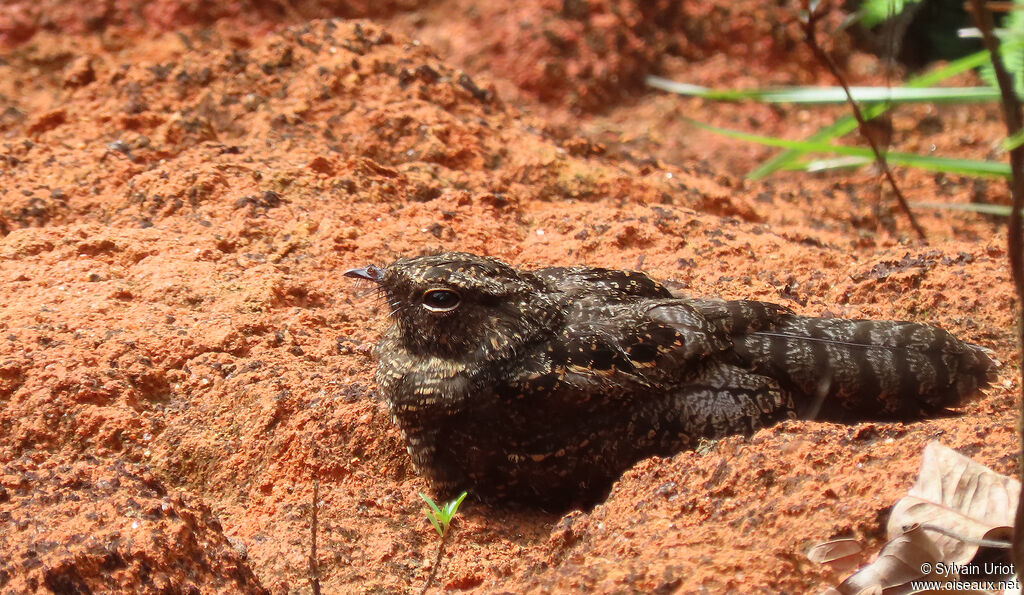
419 491 467 537
417 491 468 594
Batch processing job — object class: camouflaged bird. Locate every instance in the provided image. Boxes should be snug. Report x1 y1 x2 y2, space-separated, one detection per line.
346 252 994 506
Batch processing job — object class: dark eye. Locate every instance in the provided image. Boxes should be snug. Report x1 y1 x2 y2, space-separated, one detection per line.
422 288 461 312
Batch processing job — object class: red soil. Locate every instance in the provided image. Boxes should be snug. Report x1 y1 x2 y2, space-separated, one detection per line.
0 2 1017 593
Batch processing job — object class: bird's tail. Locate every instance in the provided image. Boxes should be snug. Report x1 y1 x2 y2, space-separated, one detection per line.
730 315 996 421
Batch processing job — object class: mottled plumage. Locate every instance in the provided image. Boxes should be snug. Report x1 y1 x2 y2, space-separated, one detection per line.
346 252 994 506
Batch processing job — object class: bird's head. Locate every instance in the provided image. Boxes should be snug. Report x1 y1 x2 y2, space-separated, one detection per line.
346 252 559 359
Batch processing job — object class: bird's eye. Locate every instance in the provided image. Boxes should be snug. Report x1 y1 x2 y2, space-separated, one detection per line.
421 288 461 312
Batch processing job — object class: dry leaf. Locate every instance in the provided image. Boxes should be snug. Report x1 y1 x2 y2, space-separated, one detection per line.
835 525 949 595
887 442 1019 564
809 538 865 575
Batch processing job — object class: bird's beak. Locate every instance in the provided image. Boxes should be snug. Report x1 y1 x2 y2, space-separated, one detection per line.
344 264 384 283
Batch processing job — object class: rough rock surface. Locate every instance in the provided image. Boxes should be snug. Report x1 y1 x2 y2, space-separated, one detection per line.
0 2 1018 593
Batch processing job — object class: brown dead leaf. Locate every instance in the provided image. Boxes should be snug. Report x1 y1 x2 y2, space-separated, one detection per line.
887 442 1019 565
835 525 949 594
809 538 865 575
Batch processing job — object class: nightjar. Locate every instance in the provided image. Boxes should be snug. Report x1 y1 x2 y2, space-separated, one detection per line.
346 252 994 506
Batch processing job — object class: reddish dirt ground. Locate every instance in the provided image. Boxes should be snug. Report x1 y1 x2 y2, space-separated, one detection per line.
0 1 1018 593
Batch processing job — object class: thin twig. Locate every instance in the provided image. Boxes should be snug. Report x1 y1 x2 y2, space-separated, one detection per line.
419 525 452 595
800 3 927 240
309 479 321 595
965 0 1024 583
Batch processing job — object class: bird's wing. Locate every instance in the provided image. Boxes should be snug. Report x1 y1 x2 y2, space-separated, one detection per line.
542 296 739 394
532 266 674 298
680 298 794 335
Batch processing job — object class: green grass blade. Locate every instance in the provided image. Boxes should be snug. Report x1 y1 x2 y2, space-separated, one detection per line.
908 50 993 86
427 515 443 536
442 491 468 520
692 120 1010 178
748 49 993 179
419 492 443 517
910 201 1012 216
646 78 998 104
795 156 874 172
747 104 891 179
1003 127 1024 151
